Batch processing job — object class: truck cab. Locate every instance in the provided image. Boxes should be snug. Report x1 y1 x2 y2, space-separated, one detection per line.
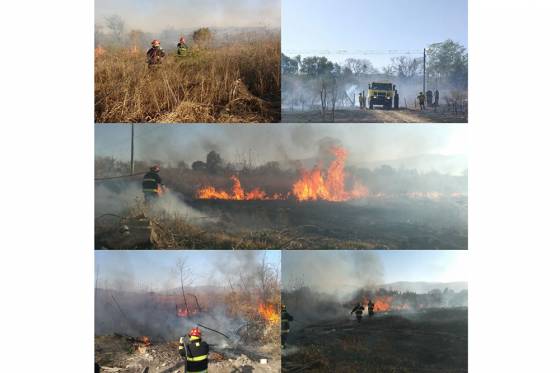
368 82 396 109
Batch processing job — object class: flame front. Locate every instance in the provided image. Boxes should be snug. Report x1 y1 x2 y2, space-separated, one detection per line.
258 303 280 324
196 176 272 200
195 146 368 202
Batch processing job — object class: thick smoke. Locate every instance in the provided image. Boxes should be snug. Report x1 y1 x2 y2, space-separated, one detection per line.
282 251 384 298
95 180 209 221
96 124 468 176
96 0 281 32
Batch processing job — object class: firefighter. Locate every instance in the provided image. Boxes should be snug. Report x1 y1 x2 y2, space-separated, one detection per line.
426 90 433 107
146 39 165 66
367 299 375 318
417 92 426 110
434 89 440 108
281 304 293 349
394 89 400 109
177 36 188 57
358 92 364 109
143 165 164 203
350 302 364 323
179 327 209 373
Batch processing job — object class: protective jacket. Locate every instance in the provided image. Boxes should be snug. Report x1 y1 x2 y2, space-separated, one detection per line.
147 46 165 65
142 171 163 193
281 310 294 333
177 42 188 56
179 336 209 373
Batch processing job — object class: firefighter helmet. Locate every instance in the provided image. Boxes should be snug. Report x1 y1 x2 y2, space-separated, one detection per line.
150 164 160 172
179 36 186 43
188 327 201 338
151 39 160 46
281 304 286 310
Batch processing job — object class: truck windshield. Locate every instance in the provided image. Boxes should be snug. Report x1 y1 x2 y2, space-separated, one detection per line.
370 83 393 90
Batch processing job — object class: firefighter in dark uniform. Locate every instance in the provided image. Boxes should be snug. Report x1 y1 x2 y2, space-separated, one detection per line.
281 304 293 349
394 89 399 109
177 36 188 57
426 90 433 107
142 165 164 203
417 92 426 110
351 302 364 323
147 39 165 66
434 89 440 108
179 327 209 373
358 92 364 109
367 299 375 318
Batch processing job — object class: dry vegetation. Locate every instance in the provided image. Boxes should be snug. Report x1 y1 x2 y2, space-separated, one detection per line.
95 35 280 123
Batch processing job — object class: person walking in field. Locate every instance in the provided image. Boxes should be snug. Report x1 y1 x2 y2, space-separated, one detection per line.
142 165 164 204
367 299 375 318
179 327 210 373
177 36 188 57
146 39 165 66
281 304 294 349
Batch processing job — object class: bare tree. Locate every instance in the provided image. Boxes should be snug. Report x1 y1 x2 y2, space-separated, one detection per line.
105 15 125 45
175 257 192 314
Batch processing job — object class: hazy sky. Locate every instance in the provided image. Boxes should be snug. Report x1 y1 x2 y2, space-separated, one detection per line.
379 250 468 283
95 124 467 167
96 0 281 32
95 250 281 290
283 0 468 67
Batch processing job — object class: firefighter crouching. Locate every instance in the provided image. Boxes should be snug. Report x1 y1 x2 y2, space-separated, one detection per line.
143 165 164 203
351 302 364 323
281 304 293 349
367 299 375 318
179 327 209 373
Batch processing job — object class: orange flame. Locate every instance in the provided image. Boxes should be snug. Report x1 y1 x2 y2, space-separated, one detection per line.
258 303 280 324
137 336 151 346
196 176 278 200
194 147 368 202
292 147 368 201
95 46 106 58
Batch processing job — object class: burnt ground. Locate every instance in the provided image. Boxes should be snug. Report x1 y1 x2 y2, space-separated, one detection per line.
187 198 468 250
95 335 280 373
282 308 468 373
281 107 467 123
95 198 467 250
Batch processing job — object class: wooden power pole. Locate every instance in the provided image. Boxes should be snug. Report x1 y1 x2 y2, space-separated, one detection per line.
423 48 426 96
130 124 135 175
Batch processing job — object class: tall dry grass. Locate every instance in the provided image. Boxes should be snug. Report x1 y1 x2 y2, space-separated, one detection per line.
95 35 280 123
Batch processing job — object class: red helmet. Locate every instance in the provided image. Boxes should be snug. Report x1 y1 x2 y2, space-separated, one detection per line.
150 164 160 172
151 39 160 46
179 36 186 43
188 327 201 338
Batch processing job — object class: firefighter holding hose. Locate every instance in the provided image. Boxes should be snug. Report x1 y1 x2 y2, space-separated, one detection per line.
179 327 209 373
281 304 293 349
351 302 364 323
142 165 165 204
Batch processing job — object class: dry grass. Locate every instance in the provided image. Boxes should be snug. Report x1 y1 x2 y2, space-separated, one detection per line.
95 35 280 123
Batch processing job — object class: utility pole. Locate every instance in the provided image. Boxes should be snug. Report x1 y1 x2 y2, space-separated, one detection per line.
130 124 135 175
423 48 426 96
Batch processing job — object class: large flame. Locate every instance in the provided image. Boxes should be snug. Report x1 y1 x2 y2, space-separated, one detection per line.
195 146 368 202
258 303 280 324
292 147 368 202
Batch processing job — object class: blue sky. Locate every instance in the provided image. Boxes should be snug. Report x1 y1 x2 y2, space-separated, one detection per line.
95 250 281 289
378 250 468 283
282 0 468 67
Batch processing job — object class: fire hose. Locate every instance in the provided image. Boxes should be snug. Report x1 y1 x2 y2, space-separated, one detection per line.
197 323 232 340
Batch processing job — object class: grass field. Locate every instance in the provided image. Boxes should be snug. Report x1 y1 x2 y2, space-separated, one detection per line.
95 34 280 123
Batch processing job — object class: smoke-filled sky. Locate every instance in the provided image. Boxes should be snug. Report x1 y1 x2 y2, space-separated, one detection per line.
96 0 281 32
282 250 467 295
95 250 281 290
95 124 467 174
283 0 468 67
